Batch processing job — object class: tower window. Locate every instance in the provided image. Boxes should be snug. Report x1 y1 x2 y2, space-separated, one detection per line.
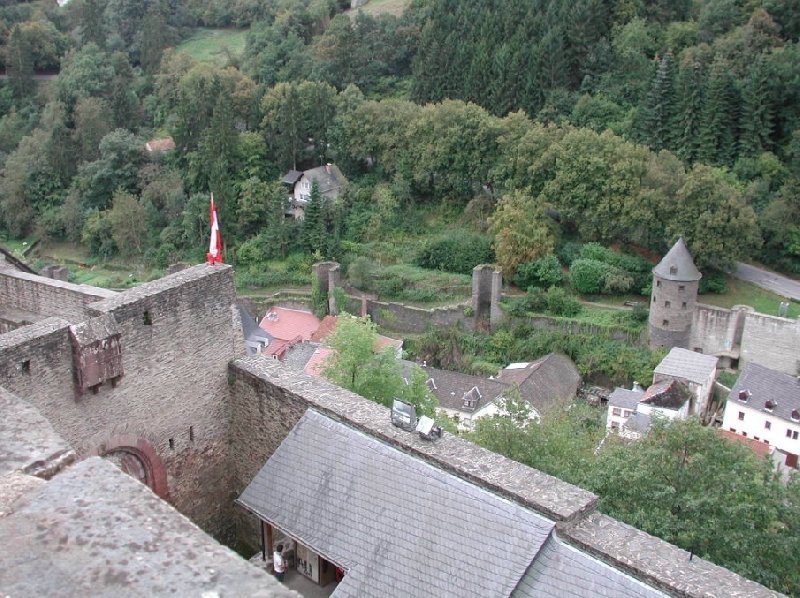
664 301 671 308
656 280 661 287
21 360 30 374
662 319 669 326
682 302 687 309
670 266 678 275
678 285 685 292
143 311 153 326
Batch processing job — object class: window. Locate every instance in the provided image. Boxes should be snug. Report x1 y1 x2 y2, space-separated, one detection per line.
682 302 687 309
754 436 760 441
622 410 632 417
670 266 678 275
656 280 661 288
143 310 153 326
788 429 793 438
794 431 799 440
612 407 621 416
662 319 669 326
665 301 671 308
678 285 685 292
738 411 745 421
169 438 175 450
21 360 30 374
765 421 771 430
729 427 736 432
742 432 748 437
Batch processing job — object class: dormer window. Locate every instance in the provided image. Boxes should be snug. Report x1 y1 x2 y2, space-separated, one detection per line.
463 386 481 410
765 400 776 412
791 410 799 422
738 390 750 402
670 265 677 275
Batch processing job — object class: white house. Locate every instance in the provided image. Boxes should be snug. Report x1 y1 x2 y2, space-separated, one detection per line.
721 363 800 468
653 347 718 417
282 163 348 219
611 379 694 441
606 386 643 432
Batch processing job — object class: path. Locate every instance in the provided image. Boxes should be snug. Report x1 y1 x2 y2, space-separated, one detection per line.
733 262 800 302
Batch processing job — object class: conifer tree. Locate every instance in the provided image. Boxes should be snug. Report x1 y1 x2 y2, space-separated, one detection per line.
697 60 740 166
673 60 705 163
6 25 34 100
637 52 676 151
738 53 774 157
303 179 326 253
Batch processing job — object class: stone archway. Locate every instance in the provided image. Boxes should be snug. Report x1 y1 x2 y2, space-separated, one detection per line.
90 435 169 500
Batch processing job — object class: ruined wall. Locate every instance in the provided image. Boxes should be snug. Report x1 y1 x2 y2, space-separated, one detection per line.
740 312 800 375
0 269 116 323
690 304 740 355
364 298 469 333
0 265 242 539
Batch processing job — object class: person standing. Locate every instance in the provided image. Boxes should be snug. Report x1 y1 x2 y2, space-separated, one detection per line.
273 544 286 582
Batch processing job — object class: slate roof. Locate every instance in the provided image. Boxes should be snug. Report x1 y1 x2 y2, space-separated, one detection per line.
654 347 718 385
300 164 347 197
282 341 321 371
625 412 652 433
0 458 295 598
237 304 272 355
653 237 702 281
237 410 554 598
729 362 800 425
496 354 581 411
640 379 693 410
282 170 303 185
408 362 510 412
512 533 667 598
608 388 644 410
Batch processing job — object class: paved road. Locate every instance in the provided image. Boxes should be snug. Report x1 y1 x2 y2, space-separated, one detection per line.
733 262 800 302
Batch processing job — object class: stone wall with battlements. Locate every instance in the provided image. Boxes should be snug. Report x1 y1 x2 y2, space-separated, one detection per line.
0 269 116 324
228 356 782 598
0 264 243 539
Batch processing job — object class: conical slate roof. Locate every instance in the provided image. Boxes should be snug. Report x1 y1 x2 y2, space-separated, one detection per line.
653 238 702 281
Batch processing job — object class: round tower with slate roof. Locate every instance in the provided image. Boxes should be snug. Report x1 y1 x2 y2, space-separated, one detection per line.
648 237 702 349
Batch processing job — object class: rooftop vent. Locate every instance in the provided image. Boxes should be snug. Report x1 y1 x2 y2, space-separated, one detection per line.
738 390 750 402
791 409 800 422
765 400 776 412
391 399 417 432
265 311 279 321
416 416 442 441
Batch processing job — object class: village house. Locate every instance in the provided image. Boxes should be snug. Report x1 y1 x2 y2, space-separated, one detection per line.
494 354 581 413
652 347 718 418
721 362 800 469
282 163 348 219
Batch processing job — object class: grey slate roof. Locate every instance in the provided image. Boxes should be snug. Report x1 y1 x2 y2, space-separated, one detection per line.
238 409 554 598
0 458 296 598
282 169 303 185
654 347 718 384
608 388 644 410
512 533 667 598
730 362 800 425
405 361 510 412
496 353 581 411
282 341 320 371
653 237 702 281
301 164 347 197
625 412 652 433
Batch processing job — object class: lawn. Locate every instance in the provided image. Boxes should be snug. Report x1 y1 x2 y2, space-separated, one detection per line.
699 275 800 318
174 28 248 66
348 0 410 17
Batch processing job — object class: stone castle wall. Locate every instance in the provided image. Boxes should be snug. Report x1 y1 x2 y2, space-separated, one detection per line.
0 269 116 323
0 264 243 539
740 311 800 375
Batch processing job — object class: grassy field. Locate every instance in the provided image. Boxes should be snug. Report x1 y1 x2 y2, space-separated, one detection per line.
174 28 248 66
348 0 410 17
699 275 800 318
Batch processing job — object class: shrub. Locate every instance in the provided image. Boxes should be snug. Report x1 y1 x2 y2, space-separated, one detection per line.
515 254 564 289
347 256 377 289
602 269 634 294
569 259 610 294
545 286 582 317
557 241 583 266
415 232 494 274
699 269 728 294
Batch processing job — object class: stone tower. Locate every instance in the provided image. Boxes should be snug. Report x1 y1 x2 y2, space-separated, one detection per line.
648 238 702 349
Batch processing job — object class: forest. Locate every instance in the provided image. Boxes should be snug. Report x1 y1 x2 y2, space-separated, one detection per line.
1 1 799 593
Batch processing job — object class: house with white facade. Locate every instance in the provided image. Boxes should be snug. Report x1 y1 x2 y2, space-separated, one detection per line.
721 362 800 468
282 163 348 219
606 386 643 432
653 347 718 418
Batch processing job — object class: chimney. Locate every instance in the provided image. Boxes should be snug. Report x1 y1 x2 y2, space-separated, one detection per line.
326 163 332 174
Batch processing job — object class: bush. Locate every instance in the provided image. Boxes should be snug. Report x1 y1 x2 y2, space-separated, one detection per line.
507 288 547 316
569 259 610 294
557 241 583 266
602 269 634 294
415 232 494 274
347 256 376 289
545 286 582 317
515 254 564 289
699 269 728 294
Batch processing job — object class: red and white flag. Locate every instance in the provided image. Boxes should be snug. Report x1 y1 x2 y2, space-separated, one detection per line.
207 193 224 264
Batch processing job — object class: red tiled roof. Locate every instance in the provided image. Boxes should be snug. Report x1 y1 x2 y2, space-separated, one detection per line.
260 307 321 342
304 347 334 378
311 315 337 342
718 430 772 458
